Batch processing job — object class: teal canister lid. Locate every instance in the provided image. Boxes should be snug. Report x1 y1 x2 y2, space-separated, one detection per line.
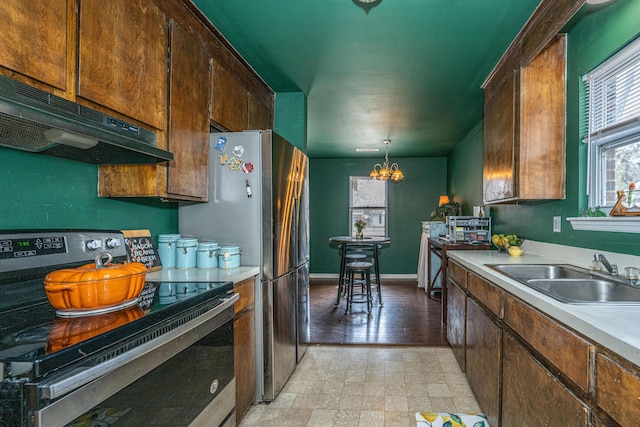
197 242 219 252
218 245 240 255
158 233 181 243
176 238 198 248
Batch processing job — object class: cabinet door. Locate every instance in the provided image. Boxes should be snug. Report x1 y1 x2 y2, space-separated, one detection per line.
166 21 210 199
446 278 466 371
502 333 590 426
248 90 273 130
596 353 640 427
234 307 256 424
518 34 566 200
466 298 501 427
78 0 168 130
483 66 517 203
211 58 249 131
0 0 69 91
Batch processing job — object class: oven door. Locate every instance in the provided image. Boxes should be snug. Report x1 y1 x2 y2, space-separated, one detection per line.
27 294 238 427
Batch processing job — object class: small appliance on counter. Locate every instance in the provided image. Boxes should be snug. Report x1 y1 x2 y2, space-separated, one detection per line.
445 216 492 243
0 229 236 427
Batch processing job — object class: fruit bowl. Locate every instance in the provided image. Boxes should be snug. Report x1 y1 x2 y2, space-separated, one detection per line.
492 234 525 254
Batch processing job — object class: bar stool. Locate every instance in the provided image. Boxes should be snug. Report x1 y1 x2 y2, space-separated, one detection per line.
339 253 367 297
344 261 373 313
345 244 384 307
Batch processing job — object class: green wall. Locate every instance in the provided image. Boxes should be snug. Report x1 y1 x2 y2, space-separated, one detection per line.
309 157 447 274
448 0 640 256
274 92 307 152
0 147 178 236
448 121 484 215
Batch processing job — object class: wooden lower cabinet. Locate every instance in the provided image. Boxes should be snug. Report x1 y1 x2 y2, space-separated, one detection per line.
233 278 256 424
466 298 501 427
596 353 640 427
234 307 255 423
502 332 590 426
447 278 466 371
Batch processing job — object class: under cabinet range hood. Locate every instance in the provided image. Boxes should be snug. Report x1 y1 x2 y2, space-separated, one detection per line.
0 75 173 164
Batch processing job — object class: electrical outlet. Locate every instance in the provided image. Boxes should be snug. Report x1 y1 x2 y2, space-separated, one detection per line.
553 216 561 233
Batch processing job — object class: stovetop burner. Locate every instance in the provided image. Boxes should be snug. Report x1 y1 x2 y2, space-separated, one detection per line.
0 230 234 382
0 280 233 380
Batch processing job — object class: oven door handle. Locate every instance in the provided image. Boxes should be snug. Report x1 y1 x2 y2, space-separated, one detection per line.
38 294 239 400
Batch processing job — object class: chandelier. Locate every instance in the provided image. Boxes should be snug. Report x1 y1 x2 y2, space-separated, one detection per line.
369 139 404 182
352 0 383 13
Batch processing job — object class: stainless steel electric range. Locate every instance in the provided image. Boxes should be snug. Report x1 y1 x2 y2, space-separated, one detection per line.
0 230 238 427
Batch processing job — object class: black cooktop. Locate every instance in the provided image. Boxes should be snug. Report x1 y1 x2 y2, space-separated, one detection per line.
0 280 233 381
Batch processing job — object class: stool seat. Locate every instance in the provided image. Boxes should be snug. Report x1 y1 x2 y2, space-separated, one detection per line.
344 261 374 313
346 261 373 270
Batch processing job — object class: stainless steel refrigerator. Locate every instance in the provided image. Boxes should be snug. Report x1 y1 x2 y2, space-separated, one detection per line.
178 130 310 402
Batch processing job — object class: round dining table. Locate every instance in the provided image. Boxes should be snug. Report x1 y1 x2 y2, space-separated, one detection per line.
329 236 391 306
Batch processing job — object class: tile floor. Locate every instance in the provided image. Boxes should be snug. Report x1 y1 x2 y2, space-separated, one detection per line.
239 345 482 427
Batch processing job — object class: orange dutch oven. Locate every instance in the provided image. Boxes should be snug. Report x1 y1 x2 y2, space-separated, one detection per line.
44 252 147 311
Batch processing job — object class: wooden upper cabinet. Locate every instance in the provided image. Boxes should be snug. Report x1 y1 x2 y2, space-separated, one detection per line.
248 90 273 130
0 0 70 92
483 34 567 204
211 58 249 131
483 66 517 202
77 0 168 130
166 20 211 200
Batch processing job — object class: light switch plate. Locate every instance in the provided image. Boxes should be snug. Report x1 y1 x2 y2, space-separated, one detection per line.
553 216 561 232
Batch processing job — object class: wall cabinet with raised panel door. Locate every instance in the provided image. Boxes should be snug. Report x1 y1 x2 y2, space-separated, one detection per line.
78 0 168 131
0 0 71 94
211 55 274 132
99 17 211 201
483 34 567 204
98 0 273 201
233 277 256 424
447 260 640 426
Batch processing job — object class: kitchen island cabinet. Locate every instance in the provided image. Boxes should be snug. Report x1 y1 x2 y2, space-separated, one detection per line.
446 249 640 427
0 0 70 93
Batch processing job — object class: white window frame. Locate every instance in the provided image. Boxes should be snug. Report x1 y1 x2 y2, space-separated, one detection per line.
349 176 388 238
584 36 640 210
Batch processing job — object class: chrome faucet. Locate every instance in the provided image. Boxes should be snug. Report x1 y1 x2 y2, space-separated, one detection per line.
594 253 618 275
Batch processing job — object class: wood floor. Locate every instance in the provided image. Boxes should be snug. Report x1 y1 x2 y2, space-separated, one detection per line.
309 278 448 346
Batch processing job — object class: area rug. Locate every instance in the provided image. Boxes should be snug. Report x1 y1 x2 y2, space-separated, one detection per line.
415 412 490 427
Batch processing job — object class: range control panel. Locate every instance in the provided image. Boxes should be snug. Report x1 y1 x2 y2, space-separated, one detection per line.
0 230 126 273
0 236 67 259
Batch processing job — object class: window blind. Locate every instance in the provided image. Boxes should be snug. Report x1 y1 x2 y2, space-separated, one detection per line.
584 36 640 140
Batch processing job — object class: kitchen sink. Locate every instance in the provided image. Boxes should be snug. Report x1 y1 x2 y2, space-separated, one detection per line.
488 264 640 304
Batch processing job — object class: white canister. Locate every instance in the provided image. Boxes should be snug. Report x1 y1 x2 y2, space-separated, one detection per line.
218 245 241 270
197 242 219 269
175 238 198 269
157 234 181 268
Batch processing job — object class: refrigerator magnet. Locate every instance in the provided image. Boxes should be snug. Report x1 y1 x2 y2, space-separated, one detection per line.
241 162 254 173
227 157 242 171
232 145 245 157
218 153 228 165
214 136 227 151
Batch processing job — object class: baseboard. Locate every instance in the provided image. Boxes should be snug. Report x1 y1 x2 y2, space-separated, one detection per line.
310 273 417 281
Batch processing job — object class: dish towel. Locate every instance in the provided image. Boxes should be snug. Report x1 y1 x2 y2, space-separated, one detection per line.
415 412 490 427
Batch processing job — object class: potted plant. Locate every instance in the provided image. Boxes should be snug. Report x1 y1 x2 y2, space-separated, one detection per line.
354 220 366 239
430 201 462 221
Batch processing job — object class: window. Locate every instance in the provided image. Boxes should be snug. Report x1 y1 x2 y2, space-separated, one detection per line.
349 176 387 237
584 36 640 208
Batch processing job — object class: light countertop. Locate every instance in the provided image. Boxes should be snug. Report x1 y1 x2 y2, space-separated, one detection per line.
146 266 260 284
447 242 640 367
